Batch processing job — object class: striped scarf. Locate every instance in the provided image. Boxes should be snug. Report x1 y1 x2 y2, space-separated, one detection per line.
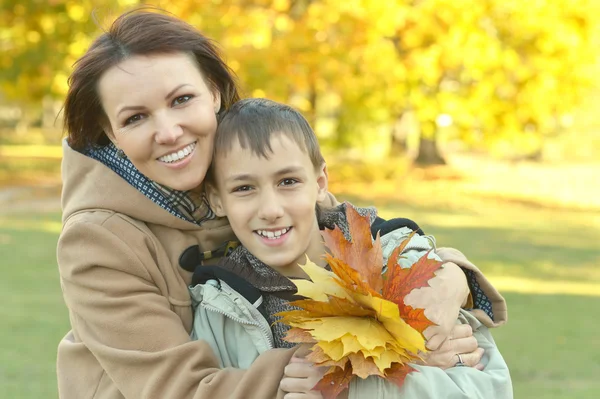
84 142 216 224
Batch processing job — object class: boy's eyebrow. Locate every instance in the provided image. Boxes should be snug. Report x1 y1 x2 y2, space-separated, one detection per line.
225 166 305 182
274 166 304 176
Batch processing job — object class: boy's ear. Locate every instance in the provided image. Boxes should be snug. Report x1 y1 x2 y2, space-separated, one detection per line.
206 183 226 217
316 163 329 202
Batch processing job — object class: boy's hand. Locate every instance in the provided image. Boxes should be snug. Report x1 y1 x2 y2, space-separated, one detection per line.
280 356 327 399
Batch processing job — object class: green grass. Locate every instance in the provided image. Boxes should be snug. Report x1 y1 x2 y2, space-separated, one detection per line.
346 195 600 398
0 212 68 399
1 197 599 398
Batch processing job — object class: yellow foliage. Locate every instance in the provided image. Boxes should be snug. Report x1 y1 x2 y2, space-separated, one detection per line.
1 0 599 153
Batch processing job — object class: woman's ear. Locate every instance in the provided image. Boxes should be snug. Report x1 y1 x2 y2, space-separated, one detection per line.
206 184 226 217
100 117 118 146
316 163 329 203
212 89 222 114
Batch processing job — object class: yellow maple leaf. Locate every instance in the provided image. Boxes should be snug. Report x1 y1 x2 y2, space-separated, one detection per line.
277 204 442 398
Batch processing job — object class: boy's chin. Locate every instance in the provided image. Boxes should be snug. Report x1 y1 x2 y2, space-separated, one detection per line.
254 253 297 271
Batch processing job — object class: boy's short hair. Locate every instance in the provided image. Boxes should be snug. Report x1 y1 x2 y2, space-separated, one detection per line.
213 98 325 169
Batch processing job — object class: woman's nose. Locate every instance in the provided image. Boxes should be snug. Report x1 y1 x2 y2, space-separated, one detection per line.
154 113 183 144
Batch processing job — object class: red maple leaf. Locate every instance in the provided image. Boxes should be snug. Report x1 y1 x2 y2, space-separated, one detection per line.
385 363 417 388
383 245 442 305
314 365 355 399
321 204 384 292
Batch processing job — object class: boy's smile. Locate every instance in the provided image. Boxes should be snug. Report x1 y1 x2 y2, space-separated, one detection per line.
255 227 292 246
210 133 328 277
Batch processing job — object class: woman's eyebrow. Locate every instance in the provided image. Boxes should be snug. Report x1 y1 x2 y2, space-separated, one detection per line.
164 83 193 100
116 83 193 117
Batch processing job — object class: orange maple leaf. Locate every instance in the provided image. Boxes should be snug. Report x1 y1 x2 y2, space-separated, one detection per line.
284 327 315 344
277 208 442 398
326 255 380 297
289 296 376 318
383 246 442 306
321 205 383 292
313 365 354 399
347 352 384 379
397 304 436 334
308 345 349 369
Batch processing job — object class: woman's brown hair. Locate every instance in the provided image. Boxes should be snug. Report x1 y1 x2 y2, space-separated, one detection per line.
64 7 240 151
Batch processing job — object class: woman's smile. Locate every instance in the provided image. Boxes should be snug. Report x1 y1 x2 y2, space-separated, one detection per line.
157 141 197 168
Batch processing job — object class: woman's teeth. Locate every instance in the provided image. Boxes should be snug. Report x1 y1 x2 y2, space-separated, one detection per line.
158 142 196 163
256 228 290 239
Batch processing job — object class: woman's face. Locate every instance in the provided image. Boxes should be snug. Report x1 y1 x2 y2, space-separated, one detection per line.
98 52 220 191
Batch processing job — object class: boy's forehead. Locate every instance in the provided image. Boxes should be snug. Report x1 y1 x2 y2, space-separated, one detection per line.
219 132 308 159
214 134 313 175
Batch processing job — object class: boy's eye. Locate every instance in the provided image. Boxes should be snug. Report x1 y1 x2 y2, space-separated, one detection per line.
173 94 193 106
124 113 145 126
232 185 252 193
279 178 299 186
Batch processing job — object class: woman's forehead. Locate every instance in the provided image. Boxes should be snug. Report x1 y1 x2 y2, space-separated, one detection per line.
98 53 207 108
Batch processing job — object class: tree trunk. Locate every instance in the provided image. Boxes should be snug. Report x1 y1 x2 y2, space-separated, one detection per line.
414 135 446 165
390 133 407 154
389 114 408 156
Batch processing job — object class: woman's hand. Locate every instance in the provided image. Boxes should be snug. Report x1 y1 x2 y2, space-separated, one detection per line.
419 324 485 370
280 355 327 399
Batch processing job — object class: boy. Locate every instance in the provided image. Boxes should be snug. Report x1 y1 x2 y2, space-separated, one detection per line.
191 98 511 398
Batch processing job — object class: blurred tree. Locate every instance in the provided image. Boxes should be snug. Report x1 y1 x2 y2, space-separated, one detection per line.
0 0 598 162
381 0 598 163
0 0 140 133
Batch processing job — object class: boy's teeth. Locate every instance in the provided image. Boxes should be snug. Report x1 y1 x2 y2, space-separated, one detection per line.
158 142 196 163
257 228 290 239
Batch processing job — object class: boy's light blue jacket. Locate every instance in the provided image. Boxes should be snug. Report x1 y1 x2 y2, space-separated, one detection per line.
189 228 513 398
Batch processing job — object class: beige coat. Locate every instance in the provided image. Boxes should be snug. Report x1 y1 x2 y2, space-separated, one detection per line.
56 141 506 399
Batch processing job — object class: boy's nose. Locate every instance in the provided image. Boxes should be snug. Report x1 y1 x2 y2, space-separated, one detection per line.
258 192 285 222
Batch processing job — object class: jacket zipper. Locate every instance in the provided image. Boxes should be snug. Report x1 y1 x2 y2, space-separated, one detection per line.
201 289 275 349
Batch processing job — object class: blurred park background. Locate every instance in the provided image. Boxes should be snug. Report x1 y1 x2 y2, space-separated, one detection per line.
1 0 599 398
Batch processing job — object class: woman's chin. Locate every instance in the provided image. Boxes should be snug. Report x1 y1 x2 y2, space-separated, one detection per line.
151 168 207 191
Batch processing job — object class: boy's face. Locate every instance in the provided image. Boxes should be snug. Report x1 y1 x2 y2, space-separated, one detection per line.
210 133 328 276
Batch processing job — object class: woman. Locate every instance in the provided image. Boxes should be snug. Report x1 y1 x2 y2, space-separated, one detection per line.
57 8 507 399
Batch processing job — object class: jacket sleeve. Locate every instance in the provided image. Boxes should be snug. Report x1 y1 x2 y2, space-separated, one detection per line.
379 228 471 346
379 224 507 329
58 213 293 399
348 310 513 399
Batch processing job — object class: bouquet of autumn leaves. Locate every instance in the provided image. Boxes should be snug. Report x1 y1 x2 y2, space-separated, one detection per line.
276 207 443 399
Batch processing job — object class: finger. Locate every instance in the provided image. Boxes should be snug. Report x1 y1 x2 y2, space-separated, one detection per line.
450 324 473 340
425 333 447 351
284 363 314 378
452 336 478 354
475 363 485 371
280 377 313 393
284 393 323 399
289 356 311 364
458 348 484 367
284 393 311 399
294 343 314 358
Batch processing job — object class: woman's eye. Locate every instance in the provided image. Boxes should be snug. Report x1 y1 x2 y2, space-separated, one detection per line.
280 178 299 186
173 95 193 106
124 114 145 126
